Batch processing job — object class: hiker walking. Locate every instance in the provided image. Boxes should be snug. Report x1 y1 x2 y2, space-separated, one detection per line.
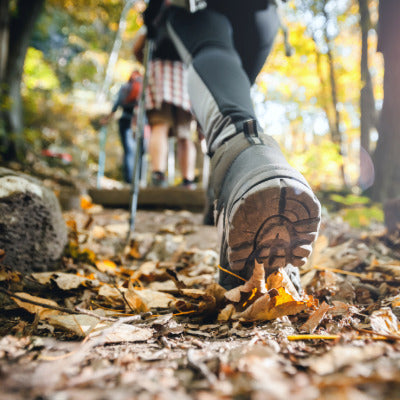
101 70 143 183
142 0 321 289
133 26 197 189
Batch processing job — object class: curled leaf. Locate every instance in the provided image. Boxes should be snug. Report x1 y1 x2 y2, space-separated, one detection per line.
224 263 317 321
13 293 60 319
370 308 400 336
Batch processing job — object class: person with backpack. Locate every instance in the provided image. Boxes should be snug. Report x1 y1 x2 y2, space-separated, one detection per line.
133 26 197 189
142 0 321 291
101 70 143 184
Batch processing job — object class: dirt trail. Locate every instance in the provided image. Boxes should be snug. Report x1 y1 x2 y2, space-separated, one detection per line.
1 208 400 400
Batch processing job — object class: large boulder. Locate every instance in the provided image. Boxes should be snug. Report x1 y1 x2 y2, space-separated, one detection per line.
0 168 68 273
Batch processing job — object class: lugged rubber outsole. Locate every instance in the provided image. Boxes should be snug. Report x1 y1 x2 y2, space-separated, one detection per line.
226 177 321 275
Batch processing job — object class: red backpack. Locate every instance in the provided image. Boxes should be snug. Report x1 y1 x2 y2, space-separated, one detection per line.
123 72 142 104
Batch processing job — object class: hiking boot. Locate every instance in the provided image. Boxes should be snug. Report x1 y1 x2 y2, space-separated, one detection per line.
180 178 197 190
151 171 167 188
211 120 321 290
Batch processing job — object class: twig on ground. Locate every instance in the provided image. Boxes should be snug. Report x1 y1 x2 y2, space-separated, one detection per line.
117 312 153 324
312 265 370 279
352 325 400 341
0 287 149 323
74 306 117 322
113 284 136 313
0 287 81 315
361 279 400 287
287 334 390 341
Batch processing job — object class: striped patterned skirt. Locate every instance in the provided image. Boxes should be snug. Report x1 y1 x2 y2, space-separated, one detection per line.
145 59 191 113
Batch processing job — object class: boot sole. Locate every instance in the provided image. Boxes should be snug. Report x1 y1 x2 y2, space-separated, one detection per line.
226 177 321 274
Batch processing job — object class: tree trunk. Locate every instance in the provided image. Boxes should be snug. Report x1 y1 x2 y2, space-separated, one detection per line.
358 0 377 190
371 0 400 202
0 0 9 82
0 0 10 147
0 0 44 160
322 3 349 187
371 53 400 201
325 39 341 146
313 39 335 136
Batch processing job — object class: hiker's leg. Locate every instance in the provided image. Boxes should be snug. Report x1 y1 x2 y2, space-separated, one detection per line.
177 138 196 183
119 118 136 183
149 123 168 173
166 7 255 153
175 107 196 184
166 3 279 152
214 0 280 84
147 103 173 186
166 5 320 289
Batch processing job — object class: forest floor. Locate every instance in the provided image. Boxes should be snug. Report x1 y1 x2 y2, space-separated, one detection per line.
1 202 400 400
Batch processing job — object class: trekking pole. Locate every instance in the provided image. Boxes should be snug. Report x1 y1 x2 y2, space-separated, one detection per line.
96 125 108 189
127 38 154 241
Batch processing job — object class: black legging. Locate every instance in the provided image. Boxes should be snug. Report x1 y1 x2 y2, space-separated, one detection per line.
165 2 279 153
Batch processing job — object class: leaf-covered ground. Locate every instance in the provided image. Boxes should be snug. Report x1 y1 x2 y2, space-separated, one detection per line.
1 202 400 400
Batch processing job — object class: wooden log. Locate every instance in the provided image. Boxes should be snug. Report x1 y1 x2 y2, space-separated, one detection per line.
88 187 206 211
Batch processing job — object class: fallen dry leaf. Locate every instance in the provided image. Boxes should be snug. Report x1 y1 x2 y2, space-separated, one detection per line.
98 284 122 298
205 282 226 304
370 307 400 336
80 194 94 210
12 293 60 319
367 260 400 278
304 343 387 375
47 314 101 337
96 324 153 343
0 266 21 282
329 300 355 316
149 280 178 291
309 236 369 271
132 288 175 309
31 272 55 285
218 304 236 322
223 262 317 322
299 301 331 333
31 272 92 290
95 259 117 273
3 205 400 400
90 225 107 239
131 261 159 280
124 289 150 313
236 292 311 321
55 273 94 290
104 223 129 236
224 260 267 303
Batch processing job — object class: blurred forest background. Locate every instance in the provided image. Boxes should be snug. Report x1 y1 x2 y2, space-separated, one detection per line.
0 0 399 228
